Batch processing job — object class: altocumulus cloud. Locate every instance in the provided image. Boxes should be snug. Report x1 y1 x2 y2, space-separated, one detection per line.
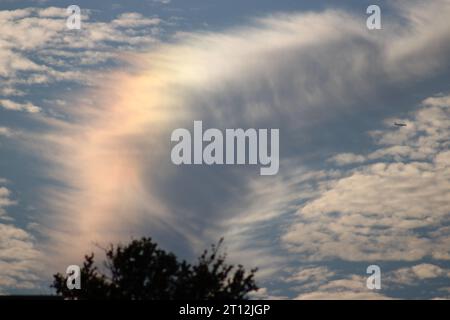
272 92 450 299
0 7 163 108
283 95 450 262
0 181 42 293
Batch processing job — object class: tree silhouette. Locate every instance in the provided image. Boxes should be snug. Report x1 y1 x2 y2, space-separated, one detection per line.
52 237 258 300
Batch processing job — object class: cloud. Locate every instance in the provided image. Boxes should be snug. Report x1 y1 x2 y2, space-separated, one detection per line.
0 7 165 116
24 0 449 269
112 13 161 28
295 275 390 300
0 128 12 138
37 7 70 18
0 99 41 113
151 0 171 4
328 153 366 166
278 262 450 299
4 0 450 298
0 87 26 97
0 223 42 291
387 263 450 286
283 95 450 261
0 183 17 219
249 287 288 300
0 181 42 293
278 265 391 300
287 266 335 283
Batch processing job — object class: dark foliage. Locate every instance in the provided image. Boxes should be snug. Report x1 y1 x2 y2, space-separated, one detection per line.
52 238 258 300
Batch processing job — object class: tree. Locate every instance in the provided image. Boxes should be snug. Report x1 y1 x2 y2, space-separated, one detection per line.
52 237 258 300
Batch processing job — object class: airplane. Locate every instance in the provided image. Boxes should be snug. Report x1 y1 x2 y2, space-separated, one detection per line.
394 122 407 127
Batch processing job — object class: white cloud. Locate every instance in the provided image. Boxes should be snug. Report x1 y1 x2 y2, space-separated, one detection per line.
284 266 337 292
19 0 449 280
387 263 450 286
0 185 16 218
423 95 450 108
287 266 335 283
0 49 46 77
113 13 161 28
0 99 41 113
0 181 42 292
283 96 450 261
151 0 171 4
328 153 366 166
0 127 13 137
3 1 450 297
0 87 26 97
249 287 288 300
295 275 390 300
0 223 42 291
37 7 70 18
0 7 165 115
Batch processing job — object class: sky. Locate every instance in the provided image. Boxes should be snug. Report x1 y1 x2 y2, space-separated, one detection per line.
0 0 449 299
